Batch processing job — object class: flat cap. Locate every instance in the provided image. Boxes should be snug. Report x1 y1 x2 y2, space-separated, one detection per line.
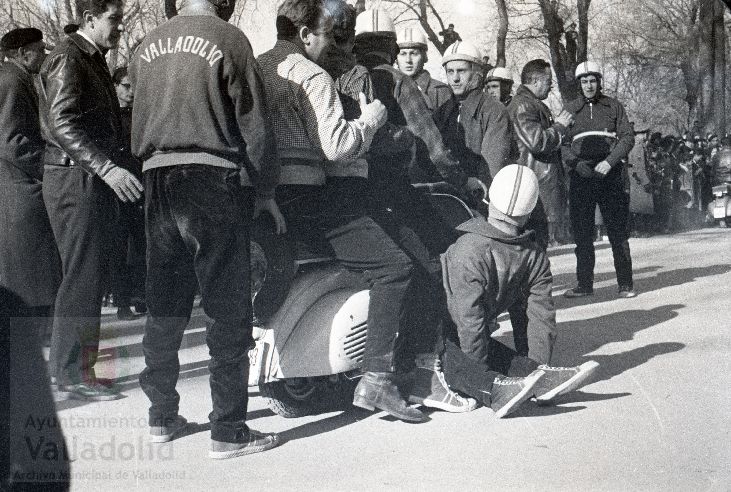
1 27 43 50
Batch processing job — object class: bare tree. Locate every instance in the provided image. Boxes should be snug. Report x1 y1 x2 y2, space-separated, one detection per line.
494 0 509 67
379 0 455 54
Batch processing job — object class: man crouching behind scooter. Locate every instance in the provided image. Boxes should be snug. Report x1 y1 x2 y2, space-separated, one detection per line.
442 166 600 417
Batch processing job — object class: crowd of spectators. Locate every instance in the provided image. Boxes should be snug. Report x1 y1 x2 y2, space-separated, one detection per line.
640 131 730 233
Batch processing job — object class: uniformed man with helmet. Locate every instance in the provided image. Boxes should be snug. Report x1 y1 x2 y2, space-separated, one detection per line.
395 27 461 183
442 41 513 188
484 66 514 105
562 60 636 299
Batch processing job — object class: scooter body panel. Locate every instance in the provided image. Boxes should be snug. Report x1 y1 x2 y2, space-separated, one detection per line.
248 264 368 386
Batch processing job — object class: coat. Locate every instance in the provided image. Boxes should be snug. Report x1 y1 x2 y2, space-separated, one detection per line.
454 88 513 186
506 85 567 222
441 217 557 365
0 61 60 307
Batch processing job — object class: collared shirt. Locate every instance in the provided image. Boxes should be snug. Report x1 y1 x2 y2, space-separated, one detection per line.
257 40 379 185
76 30 102 55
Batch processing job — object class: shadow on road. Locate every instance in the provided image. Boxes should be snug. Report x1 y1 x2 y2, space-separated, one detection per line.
554 304 687 385
554 264 731 309
278 408 374 442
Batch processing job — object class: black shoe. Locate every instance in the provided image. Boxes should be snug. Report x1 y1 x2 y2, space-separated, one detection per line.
117 306 137 320
353 372 427 422
563 286 594 298
534 361 599 404
617 287 637 298
209 428 282 460
56 382 120 401
150 416 192 443
490 370 545 419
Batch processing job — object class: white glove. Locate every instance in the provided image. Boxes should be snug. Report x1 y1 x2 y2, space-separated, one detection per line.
358 92 387 129
100 166 143 202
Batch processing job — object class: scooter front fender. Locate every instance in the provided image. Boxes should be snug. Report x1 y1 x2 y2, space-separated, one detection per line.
248 265 369 385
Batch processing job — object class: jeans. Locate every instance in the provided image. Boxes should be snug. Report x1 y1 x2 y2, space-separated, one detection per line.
139 165 254 443
569 170 633 290
43 166 113 385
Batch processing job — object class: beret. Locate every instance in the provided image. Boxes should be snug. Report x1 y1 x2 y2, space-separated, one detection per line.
1 27 43 50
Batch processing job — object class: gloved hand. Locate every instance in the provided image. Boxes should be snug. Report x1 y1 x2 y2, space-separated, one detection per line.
575 162 594 178
555 109 574 128
594 160 612 177
100 166 144 202
358 92 387 129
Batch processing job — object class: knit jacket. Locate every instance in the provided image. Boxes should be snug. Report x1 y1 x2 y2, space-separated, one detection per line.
129 14 279 198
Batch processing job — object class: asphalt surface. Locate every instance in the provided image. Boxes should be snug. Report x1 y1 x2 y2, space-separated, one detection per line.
36 228 731 490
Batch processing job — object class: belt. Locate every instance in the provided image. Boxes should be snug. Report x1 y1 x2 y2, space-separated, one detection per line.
43 147 75 167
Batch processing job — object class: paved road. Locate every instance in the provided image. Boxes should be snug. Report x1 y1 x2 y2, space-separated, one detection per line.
43 228 731 490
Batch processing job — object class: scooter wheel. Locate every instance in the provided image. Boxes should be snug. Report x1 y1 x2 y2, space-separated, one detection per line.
260 376 358 418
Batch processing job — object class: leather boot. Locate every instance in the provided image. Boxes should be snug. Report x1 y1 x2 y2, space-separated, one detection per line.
353 371 426 422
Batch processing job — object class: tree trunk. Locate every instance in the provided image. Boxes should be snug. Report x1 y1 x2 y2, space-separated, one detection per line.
711 0 726 135
693 0 726 136
494 0 508 67
537 0 572 101
576 0 590 63
165 0 178 19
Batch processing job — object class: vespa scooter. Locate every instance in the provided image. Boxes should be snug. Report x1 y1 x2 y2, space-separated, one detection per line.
246 188 475 417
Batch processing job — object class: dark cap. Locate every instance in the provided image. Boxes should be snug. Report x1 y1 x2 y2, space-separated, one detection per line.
1 27 43 50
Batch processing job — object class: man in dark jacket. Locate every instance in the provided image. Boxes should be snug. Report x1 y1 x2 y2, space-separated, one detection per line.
0 29 70 489
130 0 284 458
562 61 636 299
0 28 59 323
321 2 476 418
442 40 513 190
394 27 462 184
39 0 142 401
507 58 574 248
442 165 599 416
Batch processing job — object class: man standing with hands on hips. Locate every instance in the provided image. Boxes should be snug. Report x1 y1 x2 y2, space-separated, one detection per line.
562 61 636 299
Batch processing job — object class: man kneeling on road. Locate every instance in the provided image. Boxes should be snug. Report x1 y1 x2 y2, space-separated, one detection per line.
442 165 599 417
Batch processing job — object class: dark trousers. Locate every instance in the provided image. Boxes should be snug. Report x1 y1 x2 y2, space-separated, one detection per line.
139 166 254 442
109 201 146 307
569 171 633 290
442 337 539 406
277 177 445 373
1 296 70 490
42 166 113 385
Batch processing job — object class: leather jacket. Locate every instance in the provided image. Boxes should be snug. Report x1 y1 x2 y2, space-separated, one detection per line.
38 33 124 177
506 85 566 184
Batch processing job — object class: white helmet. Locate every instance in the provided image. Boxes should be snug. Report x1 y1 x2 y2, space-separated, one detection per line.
488 165 539 221
441 41 483 66
486 67 513 83
355 9 395 37
575 61 602 80
397 27 428 50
